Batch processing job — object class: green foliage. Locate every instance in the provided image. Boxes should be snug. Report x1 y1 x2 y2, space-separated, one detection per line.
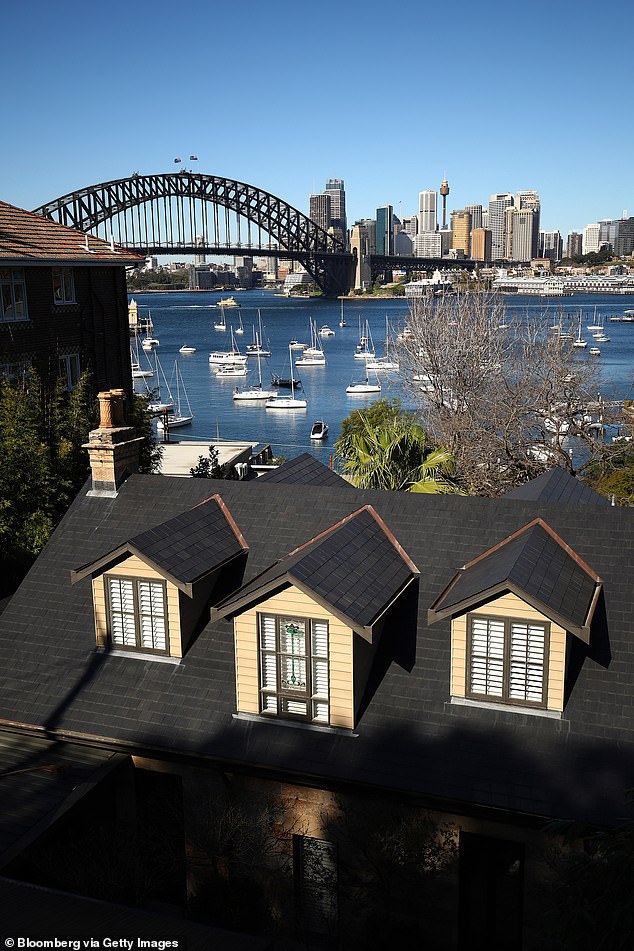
581 441 634 503
190 445 223 479
339 399 414 441
128 393 163 474
127 270 190 291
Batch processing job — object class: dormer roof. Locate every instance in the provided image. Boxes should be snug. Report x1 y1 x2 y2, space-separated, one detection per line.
256 452 352 488
504 467 609 506
428 518 602 642
71 494 248 596
214 505 418 640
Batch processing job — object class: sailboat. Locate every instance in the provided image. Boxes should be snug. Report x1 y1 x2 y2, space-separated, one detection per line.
145 351 174 414
354 319 375 360
573 313 587 349
296 319 326 366
209 328 247 365
339 299 346 328
587 306 602 331
235 312 244 335
157 362 194 429
266 346 307 409
346 368 381 394
233 348 277 401
131 332 154 379
365 316 399 370
213 306 227 332
246 310 271 357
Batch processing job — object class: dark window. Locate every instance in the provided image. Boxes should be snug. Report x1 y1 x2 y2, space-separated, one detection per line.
58 353 81 391
466 614 548 707
294 834 338 938
459 832 524 950
106 576 169 654
259 614 329 723
52 267 75 304
1 268 28 321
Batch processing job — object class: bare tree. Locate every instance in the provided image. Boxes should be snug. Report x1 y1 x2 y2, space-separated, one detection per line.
394 291 618 495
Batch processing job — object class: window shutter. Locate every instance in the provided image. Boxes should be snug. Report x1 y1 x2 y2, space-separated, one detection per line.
259 615 276 651
138 581 167 651
470 617 504 697
108 578 136 646
509 622 545 703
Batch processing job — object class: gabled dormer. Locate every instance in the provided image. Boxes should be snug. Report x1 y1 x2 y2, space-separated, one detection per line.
429 518 602 713
213 505 419 730
71 494 248 659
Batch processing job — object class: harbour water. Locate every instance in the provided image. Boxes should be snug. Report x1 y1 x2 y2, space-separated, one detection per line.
131 289 634 461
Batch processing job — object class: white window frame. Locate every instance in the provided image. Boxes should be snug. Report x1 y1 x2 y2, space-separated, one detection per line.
258 613 329 724
105 575 169 655
58 352 81 391
466 613 549 708
52 267 76 304
0 268 28 322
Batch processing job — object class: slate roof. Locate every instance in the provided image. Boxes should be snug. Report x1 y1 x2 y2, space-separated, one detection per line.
0 473 633 826
505 467 609 506
215 506 418 638
429 519 601 641
256 452 351 488
72 494 248 593
0 200 142 265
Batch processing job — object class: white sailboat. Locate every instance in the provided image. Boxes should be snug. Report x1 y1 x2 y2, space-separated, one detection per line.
246 310 271 357
235 312 245 335
296 319 326 366
587 306 602 331
131 332 154 379
209 328 248 365
573 314 587 349
354 319 375 360
157 362 193 429
145 351 174 414
365 316 399 370
233 349 277 400
266 346 307 409
346 372 381 395
213 306 227 332
339 298 346 328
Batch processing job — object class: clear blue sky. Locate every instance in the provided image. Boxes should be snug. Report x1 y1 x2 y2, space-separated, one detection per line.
2 0 633 238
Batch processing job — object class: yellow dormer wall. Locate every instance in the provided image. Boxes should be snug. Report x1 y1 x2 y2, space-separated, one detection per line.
92 553 183 656
450 591 567 712
233 585 355 730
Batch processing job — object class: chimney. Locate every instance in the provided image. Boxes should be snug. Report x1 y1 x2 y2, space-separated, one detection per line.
84 390 144 497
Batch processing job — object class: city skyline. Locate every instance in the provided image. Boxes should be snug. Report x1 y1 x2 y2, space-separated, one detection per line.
2 0 633 239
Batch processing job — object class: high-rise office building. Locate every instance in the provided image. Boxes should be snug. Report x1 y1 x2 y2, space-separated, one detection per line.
599 219 620 253
582 223 601 255
566 232 583 258
465 205 483 231
418 190 437 234
616 217 634 257
538 231 563 261
515 191 540 258
376 205 394 255
360 218 377 255
509 208 538 262
450 210 471 257
325 179 347 245
488 193 514 260
414 232 442 258
471 228 492 262
402 216 418 238
309 193 332 232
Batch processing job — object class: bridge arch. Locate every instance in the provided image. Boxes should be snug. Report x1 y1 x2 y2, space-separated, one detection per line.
33 172 353 296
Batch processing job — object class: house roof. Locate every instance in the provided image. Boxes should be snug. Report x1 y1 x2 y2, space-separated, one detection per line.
0 472 633 826
256 452 351 488
214 505 419 639
504 467 609 506
0 200 142 266
428 518 602 641
71 494 248 594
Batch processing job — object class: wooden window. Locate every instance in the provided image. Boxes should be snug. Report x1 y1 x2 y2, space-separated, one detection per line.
106 576 168 654
0 268 28 321
52 267 75 304
294 834 338 937
58 353 81 391
466 614 548 707
258 614 329 724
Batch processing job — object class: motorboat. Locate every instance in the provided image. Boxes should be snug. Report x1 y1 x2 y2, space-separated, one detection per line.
179 345 196 353
209 328 247 365
217 296 239 308
318 325 335 337
289 339 307 350
271 373 302 389
589 347 601 356
141 336 159 351
266 346 307 410
156 362 193 430
310 420 329 440
215 363 249 378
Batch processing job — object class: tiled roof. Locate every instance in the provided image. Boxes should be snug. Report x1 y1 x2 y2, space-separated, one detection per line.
72 495 247 592
214 506 418 637
504 467 609 506
0 200 142 265
0 472 633 824
429 519 601 640
256 452 351 488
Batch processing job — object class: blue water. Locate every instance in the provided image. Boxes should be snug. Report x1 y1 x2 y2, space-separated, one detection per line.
131 289 634 460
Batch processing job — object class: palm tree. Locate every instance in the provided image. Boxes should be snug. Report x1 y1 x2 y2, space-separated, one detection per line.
335 416 463 493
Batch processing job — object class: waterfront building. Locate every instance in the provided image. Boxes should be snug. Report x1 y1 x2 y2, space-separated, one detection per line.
451 210 471 257
487 193 514 261
414 231 443 258
538 230 563 262
309 192 332 232
471 227 492 262
615 216 634 257
465 204 483 231
582 222 601 255
566 232 583 258
418 190 437 234
376 205 394 255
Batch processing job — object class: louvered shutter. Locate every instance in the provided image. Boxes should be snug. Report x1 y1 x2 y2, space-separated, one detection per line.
138 580 167 651
509 622 545 703
108 578 136 646
470 617 505 697
259 615 278 713
311 619 329 722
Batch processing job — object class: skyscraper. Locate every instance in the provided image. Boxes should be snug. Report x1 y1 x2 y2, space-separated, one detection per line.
616 217 634 257
582 223 601 255
325 179 347 243
309 193 332 232
566 232 583 258
450 210 471 257
488 193 514 261
465 205 483 231
509 208 538 262
376 205 394 255
471 228 492 262
538 231 563 262
515 191 540 258
418 190 437 234
599 219 620 253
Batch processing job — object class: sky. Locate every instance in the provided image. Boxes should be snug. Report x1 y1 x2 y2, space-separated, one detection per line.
2 0 633 238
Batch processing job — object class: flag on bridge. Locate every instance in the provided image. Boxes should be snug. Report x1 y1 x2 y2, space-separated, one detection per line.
189 154 199 161
174 157 182 163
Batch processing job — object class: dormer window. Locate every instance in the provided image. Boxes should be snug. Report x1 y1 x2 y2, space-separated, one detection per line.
1 267 28 321
259 614 329 723
52 267 75 304
467 614 548 707
107 576 168 654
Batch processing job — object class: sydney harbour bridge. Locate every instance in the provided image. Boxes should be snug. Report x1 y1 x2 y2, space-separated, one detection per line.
34 172 474 297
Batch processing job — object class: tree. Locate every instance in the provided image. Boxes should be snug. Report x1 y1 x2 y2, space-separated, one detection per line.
190 445 224 478
394 290 615 495
339 398 415 441
336 412 462 493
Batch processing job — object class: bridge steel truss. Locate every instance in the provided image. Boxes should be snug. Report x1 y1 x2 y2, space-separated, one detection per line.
369 254 478 284
33 173 354 297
